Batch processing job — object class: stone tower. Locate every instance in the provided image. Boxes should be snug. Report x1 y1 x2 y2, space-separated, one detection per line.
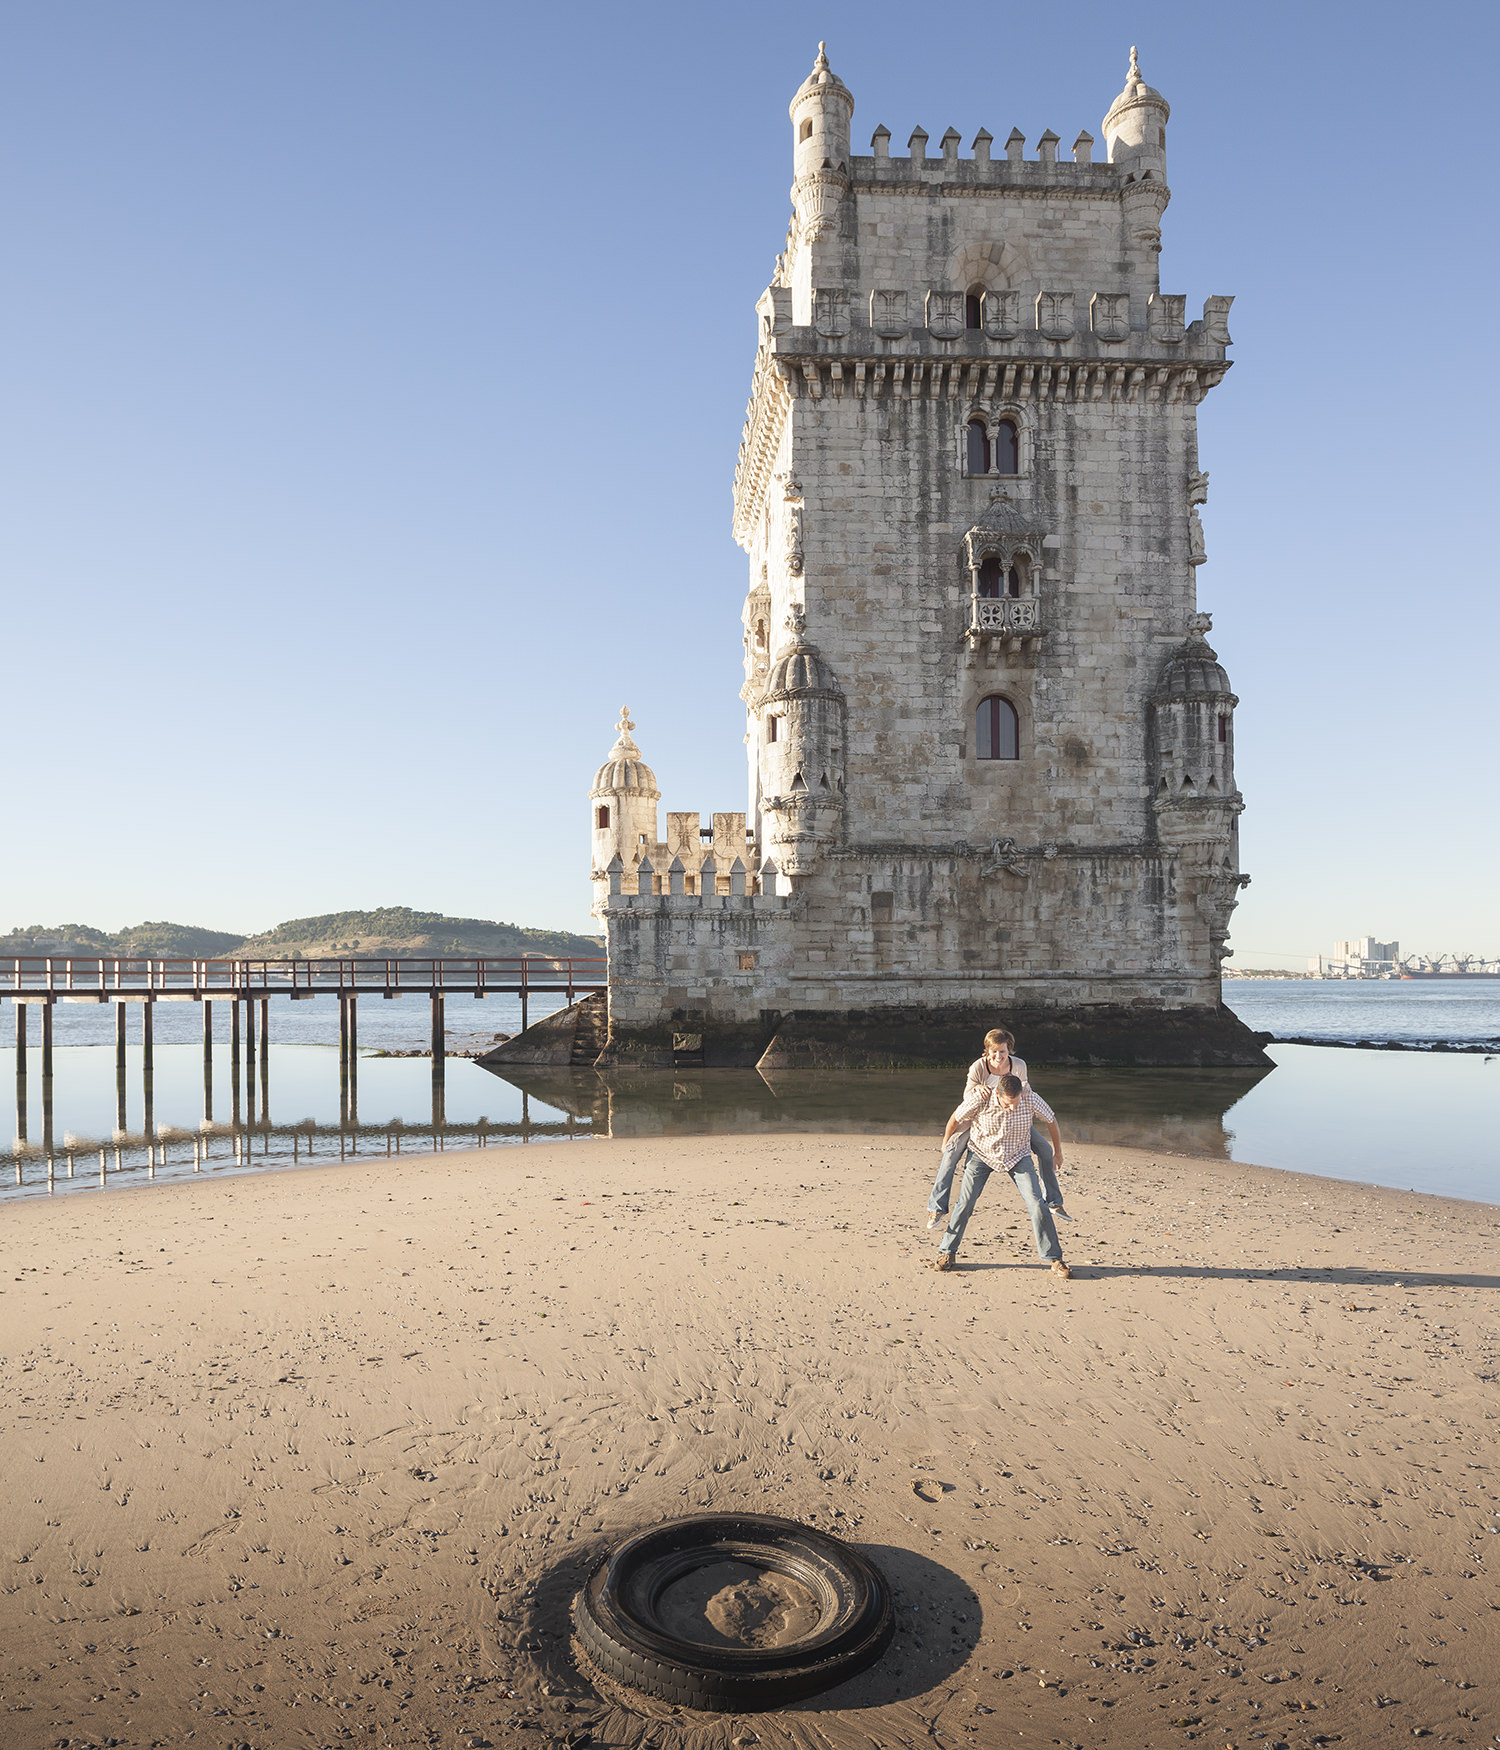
573 45 1265 1069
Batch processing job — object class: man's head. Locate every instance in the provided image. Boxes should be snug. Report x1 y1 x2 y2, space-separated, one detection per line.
983 1026 1015 1066
997 1072 1024 1105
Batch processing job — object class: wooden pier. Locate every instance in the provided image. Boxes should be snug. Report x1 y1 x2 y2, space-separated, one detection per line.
4 955 605 1154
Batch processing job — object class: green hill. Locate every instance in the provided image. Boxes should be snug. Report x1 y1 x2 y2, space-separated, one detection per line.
0 908 603 962
232 908 602 961
0 920 242 958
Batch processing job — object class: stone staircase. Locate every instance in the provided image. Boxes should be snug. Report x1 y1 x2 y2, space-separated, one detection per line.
569 992 610 1067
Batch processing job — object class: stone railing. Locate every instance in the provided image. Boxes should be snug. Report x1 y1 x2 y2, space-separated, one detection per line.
969 597 1041 636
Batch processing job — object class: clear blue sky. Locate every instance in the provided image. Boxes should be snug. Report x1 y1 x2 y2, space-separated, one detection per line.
3 1 1496 965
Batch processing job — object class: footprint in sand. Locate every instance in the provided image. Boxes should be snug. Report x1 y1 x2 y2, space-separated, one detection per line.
911 1479 955 1504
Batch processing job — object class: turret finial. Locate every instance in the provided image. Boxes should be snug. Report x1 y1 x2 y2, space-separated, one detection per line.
617 705 635 736
784 604 808 641
1128 44 1142 86
1187 611 1213 640
816 41 828 65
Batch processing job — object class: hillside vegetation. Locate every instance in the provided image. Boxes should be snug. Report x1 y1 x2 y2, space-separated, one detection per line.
232 908 603 961
2 908 602 962
1 921 245 958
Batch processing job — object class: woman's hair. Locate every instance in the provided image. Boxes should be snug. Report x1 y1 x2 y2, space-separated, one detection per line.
983 1027 1015 1048
999 1073 1024 1097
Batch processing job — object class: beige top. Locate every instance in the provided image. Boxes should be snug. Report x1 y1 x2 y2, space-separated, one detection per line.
952 1052 1029 1132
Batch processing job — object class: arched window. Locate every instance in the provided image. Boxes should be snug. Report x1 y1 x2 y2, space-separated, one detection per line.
1006 560 1024 597
993 418 1019 475
965 291 982 330
799 118 813 142
966 418 990 476
975 696 1019 761
753 618 767 651
596 805 610 829
977 555 1002 598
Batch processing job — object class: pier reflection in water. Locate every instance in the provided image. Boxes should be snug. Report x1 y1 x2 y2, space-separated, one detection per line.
484 1063 1272 1158
2 1042 587 1200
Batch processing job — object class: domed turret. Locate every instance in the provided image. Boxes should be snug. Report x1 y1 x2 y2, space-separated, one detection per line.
790 43 854 245
1149 614 1240 831
1104 46 1171 271
1103 45 1169 176
756 607 845 877
590 708 660 899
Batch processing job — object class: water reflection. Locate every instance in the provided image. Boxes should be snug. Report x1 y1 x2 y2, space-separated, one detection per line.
483 1063 1273 1158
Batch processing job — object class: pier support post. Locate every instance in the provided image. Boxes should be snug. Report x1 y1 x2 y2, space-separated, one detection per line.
41 1002 54 1154
347 996 358 1126
244 996 257 1123
202 1000 213 1123
230 998 241 1124
142 1000 155 1138
14 1003 27 1145
258 997 270 1119
115 1002 127 1136
431 993 446 1130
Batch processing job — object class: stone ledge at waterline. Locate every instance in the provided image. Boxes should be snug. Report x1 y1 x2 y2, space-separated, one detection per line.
479 996 1274 1070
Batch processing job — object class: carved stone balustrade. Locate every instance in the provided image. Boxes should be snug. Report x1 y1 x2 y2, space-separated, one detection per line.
966 596 1042 655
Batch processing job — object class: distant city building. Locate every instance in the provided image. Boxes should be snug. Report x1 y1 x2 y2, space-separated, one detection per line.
1311 936 1399 977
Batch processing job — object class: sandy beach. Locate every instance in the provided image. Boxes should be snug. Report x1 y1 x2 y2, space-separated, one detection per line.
2 1134 1497 1750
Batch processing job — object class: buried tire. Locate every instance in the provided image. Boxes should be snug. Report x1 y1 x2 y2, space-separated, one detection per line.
573 1513 894 1713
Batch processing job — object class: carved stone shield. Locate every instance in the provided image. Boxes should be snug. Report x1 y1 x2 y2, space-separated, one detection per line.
926 289 965 340
1090 292 1129 343
812 286 850 339
1148 292 1186 344
869 288 908 338
982 288 1020 340
1036 291 1074 340
1203 294 1234 345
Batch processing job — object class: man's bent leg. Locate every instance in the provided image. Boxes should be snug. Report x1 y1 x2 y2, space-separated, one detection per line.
940 1154 993 1256
928 1131 969 1216
1030 1123 1063 1207
1008 1161 1063 1262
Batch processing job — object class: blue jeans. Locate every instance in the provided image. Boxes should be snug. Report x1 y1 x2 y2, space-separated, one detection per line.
929 1124 1060 1213
939 1149 1063 1262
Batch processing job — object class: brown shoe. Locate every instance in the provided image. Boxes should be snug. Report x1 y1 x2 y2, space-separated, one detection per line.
934 1252 956 1272
1051 1259 1072 1280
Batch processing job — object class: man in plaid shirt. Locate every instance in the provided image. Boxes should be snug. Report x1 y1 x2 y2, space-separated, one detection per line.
934 1074 1072 1279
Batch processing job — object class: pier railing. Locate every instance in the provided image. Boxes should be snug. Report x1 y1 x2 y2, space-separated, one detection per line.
0 955 608 1000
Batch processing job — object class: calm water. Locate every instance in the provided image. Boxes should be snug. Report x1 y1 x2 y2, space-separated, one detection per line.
1224 977 1500 1048
4 1036 1496 1207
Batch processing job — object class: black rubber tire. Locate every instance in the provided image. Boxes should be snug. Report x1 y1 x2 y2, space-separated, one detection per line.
572 1513 894 1713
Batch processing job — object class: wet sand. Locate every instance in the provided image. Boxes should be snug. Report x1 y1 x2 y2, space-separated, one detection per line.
1 1134 1497 1749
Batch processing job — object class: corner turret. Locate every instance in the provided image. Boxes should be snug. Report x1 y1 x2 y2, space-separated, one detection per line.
590 708 660 912
789 43 854 247
756 607 846 879
1103 45 1169 177
1149 614 1239 817
1104 46 1172 285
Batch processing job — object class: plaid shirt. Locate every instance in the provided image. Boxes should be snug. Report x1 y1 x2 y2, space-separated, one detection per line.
949 1085 1056 1173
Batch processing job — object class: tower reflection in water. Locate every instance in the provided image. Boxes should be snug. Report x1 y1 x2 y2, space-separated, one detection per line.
481 1064 1272 1157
